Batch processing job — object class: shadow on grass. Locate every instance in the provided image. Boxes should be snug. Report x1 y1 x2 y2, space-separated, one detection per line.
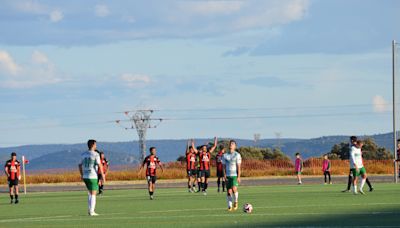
221 206 400 227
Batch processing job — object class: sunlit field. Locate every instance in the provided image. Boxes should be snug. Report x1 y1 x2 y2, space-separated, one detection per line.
0 183 399 227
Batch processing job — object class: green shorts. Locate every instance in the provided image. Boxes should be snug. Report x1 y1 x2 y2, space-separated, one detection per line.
226 176 239 189
83 178 99 191
351 167 367 177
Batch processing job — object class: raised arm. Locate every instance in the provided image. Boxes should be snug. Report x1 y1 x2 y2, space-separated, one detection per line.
209 137 218 153
191 139 198 153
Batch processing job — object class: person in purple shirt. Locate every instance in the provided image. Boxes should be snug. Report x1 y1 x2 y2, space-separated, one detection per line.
295 153 303 185
322 154 332 185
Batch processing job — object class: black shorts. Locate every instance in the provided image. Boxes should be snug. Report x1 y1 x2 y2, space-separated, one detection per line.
196 169 201 178
146 176 157 184
217 169 224 178
8 179 19 188
187 169 197 177
200 170 210 178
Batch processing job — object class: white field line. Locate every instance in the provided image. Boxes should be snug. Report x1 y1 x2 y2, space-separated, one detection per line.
1 211 399 224
1 202 400 223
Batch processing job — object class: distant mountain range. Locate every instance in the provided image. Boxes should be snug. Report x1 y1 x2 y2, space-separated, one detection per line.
0 133 396 171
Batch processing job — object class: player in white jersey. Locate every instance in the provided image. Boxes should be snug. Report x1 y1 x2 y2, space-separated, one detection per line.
222 140 242 211
349 138 367 194
79 139 105 216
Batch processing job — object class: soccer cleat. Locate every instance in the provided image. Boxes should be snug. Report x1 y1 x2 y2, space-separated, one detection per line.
369 187 374 192
188 189 193 193
89 212 99 216
233 202 238 210
150 195 154 200
329 182 333 185
14 200 19 204
10 200 13 204
359 189 365 195
227 207 233 212
341 189 350 193
202 190 207 196
324 183 327 185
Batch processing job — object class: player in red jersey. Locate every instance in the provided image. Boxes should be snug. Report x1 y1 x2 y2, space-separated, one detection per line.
186 140 197 193
216 145 226 192
192 137 217 195
4 152 21 204
140 147 164 200
97 151 109 195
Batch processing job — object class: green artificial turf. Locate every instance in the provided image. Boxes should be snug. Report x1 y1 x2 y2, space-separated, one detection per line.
0 183 399 227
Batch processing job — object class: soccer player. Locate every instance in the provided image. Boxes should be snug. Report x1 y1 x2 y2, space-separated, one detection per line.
322 154 332 184
97 151 109 195
349 139 368 194
342 136 374 192
4 152 21 204
141 147 164 200
216 145 226 192
295 153 303 184
192 137 217 195
79 139 105 216
186 140 197 193
222 140 242 211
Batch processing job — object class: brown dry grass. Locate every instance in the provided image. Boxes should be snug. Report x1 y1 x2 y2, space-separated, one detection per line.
0 159 394 184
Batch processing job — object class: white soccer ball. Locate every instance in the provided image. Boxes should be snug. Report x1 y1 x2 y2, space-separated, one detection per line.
243 203 253 213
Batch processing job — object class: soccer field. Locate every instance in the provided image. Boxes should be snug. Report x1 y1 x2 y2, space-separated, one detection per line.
1 183 399 227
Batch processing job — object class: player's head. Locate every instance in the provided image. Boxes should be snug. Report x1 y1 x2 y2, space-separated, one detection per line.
189 146 194 153
356 140 363 148
201 145 207 152
397 139 400 148
99 151 104 159
229 140 237 151
219 145 225 153
87 139 97 151
323 154 328 159
150 147 156 155
295 152 300 158
11 152 17 160
350 136 357 145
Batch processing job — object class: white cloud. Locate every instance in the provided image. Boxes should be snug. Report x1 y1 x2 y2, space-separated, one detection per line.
0 51 62 89
50 9 64 22
95 4 110 17
14 0 47 14
179 1 244 15
32 50 49 64
233 0 309 29
0 51 20 75
372 95 389 113
120 73 152 88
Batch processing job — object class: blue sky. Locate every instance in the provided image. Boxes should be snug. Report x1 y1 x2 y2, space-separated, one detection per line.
0 0 399 146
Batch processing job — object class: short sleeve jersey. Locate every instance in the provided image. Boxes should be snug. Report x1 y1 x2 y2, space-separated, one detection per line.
4 160 21 180
199 152 211 171
222 151 242 177
81 151 101 179
186 152 196 171
349 145 363 169
143 155 161 176
98 158 109 174
216 152 224 171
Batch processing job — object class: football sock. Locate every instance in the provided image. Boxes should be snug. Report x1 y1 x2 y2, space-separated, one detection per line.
222 181 226 191
197 182 201 191
188 184 191 189
90 195 96 213
347 175 352 190
15 194 18 200
233 192 239 203
10 195 13 200
366 178 372 189
353 185 358 193
88 194 92 212
227 194 232 208
360 179 366 191
217 179 220 190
